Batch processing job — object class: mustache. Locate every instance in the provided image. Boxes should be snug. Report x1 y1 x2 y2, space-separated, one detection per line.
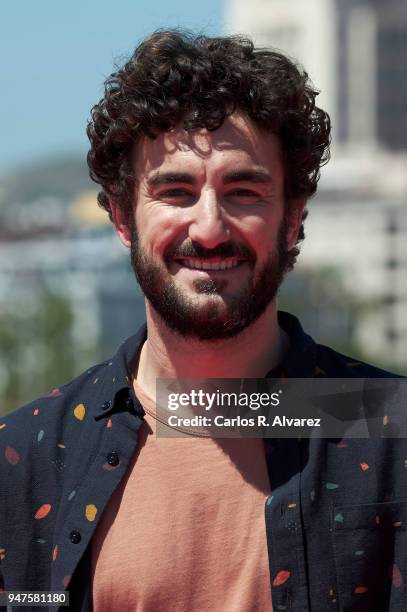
166 240 256 263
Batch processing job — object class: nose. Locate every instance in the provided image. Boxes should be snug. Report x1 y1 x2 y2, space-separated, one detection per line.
188 189 230 249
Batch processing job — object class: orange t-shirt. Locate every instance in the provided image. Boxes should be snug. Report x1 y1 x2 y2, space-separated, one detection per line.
91 381 273 611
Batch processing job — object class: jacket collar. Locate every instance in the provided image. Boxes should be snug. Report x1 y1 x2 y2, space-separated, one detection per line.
93 324 147 419
268 311 317 378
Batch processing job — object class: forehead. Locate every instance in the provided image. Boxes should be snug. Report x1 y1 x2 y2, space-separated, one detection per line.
133 113 283 178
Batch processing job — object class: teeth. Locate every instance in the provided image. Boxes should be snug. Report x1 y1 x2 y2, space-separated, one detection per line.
180 258 240 271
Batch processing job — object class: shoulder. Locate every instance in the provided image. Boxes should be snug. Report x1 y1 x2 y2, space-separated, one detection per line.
277 311 403 379
1 359 110 433
315 342 403 378
0 328 145 463
0 359 115 483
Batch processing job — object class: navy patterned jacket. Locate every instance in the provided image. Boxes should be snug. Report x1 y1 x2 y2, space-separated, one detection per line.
1 311 406 612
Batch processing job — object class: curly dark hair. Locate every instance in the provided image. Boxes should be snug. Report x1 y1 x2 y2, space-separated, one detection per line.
87 29 331 259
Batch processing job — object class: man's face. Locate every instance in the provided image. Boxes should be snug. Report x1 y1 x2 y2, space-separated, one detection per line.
114 113 303 340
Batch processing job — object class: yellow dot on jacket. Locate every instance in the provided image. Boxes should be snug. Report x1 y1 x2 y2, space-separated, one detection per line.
74 403 86 421
86 504 98 521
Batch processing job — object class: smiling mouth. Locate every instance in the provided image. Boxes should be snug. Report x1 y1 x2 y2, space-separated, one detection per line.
174 257 243 271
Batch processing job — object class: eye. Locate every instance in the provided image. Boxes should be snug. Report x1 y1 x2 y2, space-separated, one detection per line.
228 189 258 196
159 188 194 198
226 189 262 201
157 188 197 204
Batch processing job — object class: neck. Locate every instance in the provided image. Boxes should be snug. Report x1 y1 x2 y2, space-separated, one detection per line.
135 301 289 400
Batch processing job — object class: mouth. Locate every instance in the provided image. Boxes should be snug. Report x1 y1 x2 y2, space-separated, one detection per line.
173 257 244 271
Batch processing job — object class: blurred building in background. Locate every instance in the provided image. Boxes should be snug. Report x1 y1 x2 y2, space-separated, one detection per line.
0 157 145 414
226 0 407 371
225 0 407 150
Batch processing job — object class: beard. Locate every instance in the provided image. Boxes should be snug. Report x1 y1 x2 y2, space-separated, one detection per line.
130 219 292 341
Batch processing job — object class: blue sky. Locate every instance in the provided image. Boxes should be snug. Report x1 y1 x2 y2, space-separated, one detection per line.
1 0 223 172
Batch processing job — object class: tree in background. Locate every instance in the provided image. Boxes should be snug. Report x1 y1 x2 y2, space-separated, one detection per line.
0 283 75 416
279 265 405 374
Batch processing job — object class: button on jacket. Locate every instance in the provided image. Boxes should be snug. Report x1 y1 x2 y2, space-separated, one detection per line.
0 312 406 612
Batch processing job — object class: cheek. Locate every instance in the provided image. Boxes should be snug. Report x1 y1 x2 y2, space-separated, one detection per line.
135 208 185 257
235 214 279 256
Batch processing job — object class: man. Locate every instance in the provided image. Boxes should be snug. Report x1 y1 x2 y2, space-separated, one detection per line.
1 30 406 612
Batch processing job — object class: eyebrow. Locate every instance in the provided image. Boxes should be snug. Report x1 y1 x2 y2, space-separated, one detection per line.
222 169 273 185
147 172 197 186
146 168 273 187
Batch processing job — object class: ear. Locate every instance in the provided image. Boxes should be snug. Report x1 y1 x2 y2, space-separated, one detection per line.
109 198 132 248
286 199 307 251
